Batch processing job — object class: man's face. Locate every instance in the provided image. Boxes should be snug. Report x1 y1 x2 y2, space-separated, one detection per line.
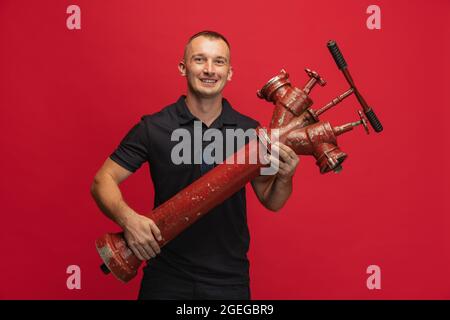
179 36 232 98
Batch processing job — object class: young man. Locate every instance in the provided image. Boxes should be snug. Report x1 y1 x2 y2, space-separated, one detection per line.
90 31 299 299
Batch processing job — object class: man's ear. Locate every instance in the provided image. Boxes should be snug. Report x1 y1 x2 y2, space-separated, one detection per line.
227 66 233 81
178 60 186 76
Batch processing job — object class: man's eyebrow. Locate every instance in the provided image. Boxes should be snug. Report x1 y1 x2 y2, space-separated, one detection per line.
215 56 228 61
190 54 228 62
189 54 206 61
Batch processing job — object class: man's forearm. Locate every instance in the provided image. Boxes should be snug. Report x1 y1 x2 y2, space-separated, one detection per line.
90 174 135 229
261 176 293 211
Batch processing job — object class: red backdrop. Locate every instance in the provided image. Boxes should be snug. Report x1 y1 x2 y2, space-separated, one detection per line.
1 0 449 299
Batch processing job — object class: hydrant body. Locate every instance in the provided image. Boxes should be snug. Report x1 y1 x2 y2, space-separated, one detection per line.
95 41 382 282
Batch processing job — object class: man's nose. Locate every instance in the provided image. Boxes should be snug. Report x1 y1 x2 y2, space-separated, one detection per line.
203 60 215 75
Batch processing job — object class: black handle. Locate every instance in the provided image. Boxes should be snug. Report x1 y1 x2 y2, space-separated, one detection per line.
365 108 383 132
327 40 347 70
100 263 111 275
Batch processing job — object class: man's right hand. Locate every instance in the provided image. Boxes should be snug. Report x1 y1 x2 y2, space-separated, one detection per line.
90 158 162 261
122 213 162 261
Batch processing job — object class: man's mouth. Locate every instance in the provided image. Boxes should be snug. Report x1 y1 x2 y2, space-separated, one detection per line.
200 78 218 85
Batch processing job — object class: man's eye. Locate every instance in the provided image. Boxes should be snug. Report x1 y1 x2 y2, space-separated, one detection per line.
194 57 205 63
215 60 225 65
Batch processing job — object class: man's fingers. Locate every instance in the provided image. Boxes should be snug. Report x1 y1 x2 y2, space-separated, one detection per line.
268 154 280 169
147 238 161 255
137 244 152 260
267 155 289 174
142 243 157 258
272 144 291 164
271 153 289 169
277 143 298 161
122 216 163 261
130 244 147 261
149 221 163 241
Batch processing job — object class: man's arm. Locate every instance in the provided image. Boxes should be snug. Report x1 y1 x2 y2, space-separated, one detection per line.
251 143 299 212
90 158 161 261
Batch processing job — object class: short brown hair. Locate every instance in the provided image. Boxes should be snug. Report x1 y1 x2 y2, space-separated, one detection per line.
183 30 231 60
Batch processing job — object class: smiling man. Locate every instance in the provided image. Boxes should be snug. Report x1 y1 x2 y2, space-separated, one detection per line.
90 30 299 300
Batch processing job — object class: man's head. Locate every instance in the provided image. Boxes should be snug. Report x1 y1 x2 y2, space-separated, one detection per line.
178 31 233 98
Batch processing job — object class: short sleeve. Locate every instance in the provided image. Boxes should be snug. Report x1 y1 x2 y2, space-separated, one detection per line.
109 117 150 172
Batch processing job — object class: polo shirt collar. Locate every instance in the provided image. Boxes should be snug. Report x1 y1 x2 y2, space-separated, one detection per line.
175 95 237 127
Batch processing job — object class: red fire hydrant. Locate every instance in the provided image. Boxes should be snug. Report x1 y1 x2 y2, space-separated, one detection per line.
95 40 383 282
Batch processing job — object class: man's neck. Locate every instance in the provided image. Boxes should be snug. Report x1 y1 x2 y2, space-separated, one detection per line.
185 92 223 127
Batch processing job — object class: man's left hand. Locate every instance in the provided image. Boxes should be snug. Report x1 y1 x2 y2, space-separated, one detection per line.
269 142 300 183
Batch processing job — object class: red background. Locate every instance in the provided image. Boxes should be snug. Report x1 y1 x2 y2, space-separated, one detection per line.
1 0 449 299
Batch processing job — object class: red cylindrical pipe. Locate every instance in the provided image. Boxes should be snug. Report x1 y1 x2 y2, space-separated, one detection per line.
96 131 269 282
96 67 368 282
151 138 264 244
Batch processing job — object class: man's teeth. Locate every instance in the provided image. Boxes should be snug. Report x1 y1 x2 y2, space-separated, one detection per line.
201 79 217 83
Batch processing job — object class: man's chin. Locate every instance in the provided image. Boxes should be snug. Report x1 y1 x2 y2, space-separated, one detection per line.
193 88 222 99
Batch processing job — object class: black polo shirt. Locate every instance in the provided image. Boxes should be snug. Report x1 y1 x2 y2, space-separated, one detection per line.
110 95 260 285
